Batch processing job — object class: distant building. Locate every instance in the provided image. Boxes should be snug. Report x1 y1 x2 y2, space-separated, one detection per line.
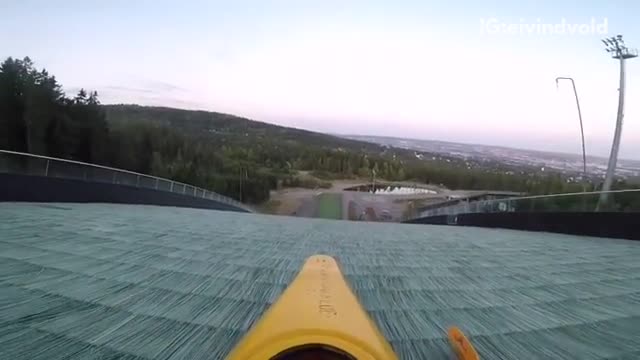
416 191 523 214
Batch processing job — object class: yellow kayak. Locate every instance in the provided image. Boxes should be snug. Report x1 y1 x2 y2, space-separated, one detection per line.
226 255 478 360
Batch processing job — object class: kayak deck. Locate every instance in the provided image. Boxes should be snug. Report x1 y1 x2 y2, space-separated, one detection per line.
226 255 398 360
227 255 479 360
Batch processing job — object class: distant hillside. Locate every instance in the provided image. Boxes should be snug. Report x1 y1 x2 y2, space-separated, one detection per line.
103 105 385 153
100 105 615 197
100 105 419 203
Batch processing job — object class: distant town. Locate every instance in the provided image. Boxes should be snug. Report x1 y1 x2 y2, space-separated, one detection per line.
345 135 640 183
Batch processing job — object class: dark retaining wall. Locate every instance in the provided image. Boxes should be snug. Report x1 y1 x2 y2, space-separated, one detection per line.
405 212 640 240
0 173 248 213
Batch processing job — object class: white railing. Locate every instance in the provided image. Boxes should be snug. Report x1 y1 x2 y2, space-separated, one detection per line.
412 188 640 219
0 149 251 212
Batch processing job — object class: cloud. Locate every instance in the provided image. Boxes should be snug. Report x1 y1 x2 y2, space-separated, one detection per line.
102 85 156 94
137 79 187 92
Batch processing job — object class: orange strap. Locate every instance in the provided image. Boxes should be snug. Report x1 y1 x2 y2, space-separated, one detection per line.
448 327 479 360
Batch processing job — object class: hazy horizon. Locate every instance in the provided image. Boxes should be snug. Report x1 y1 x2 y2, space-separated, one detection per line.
3 0 639 159
341 133 640 162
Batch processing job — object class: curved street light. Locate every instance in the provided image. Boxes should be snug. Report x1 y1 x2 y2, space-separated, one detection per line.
556 77 588 194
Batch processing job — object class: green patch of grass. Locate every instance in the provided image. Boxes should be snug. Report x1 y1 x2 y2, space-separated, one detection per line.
316 193 342 219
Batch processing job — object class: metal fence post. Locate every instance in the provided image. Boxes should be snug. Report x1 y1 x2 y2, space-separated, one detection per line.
170 181 174 192
112 172 117 183
136 175 140 187
155 178 159 189
183 184 186 194
44 160 50 176
193 187 196 196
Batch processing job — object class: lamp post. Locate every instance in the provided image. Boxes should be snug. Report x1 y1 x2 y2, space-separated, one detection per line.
598 35 637 210
556 77 588 194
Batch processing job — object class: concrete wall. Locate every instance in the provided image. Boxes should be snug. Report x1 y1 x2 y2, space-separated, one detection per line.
405 212 640 240
0 173 248 213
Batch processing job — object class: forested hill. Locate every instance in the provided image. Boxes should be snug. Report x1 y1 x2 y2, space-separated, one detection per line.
99 104 415 203
103 104 384 153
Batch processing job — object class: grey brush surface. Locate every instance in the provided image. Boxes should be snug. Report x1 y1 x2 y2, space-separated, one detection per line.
0 203 639 360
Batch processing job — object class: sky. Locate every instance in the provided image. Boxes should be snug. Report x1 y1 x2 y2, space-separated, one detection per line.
2 0 640 159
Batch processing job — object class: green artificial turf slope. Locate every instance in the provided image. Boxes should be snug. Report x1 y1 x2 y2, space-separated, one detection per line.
0 203 639 360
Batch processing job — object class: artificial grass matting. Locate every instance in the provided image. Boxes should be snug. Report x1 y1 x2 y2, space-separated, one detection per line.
1 203 639 359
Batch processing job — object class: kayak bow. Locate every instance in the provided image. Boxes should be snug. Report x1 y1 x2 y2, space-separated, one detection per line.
226 255 397 360
227 255 479 360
